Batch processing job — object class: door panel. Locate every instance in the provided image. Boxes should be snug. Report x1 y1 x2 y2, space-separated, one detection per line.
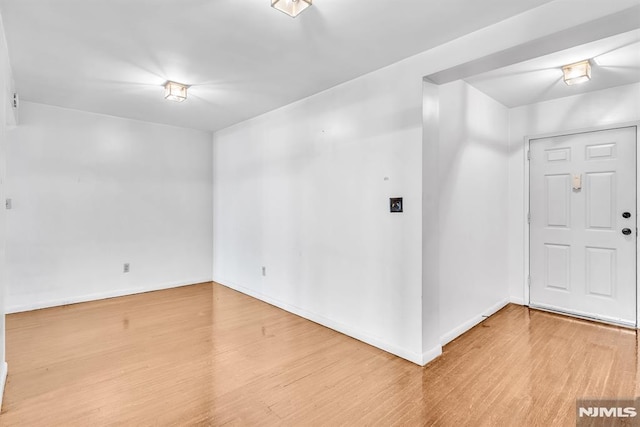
585 247 615 297
529 127 637 326
545 244 571 290
546 174 571 227
585 172 615 229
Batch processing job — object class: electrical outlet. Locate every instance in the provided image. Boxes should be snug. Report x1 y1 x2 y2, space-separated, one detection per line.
262 266 266 276
5 198 12 210
124 263 130 273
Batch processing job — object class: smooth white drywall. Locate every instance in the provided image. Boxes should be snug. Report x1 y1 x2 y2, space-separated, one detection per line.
6 102 213 312
213 2 638 364
507 82 640 304
422 81 441 360
213 61 425 363
0 13 10 408
438 81 510 344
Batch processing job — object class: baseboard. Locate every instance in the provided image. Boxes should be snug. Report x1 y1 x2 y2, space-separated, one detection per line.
6 278 213 314
509 296 526 306
440 297 510 346
215 278 428 366
421 345 443 366
0 361 7 410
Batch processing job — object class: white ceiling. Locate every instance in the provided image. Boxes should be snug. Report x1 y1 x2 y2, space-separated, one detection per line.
465 29 640 108
0 0 555 132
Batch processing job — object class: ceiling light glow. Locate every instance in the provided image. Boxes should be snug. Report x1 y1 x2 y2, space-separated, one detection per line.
164 81 188 102
271 0 312 17
562 60 592 86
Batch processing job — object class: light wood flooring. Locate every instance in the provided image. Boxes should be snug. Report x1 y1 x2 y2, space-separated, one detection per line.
0 282 637 426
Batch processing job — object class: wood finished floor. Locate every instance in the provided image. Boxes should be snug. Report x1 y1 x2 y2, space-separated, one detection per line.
0 282 637 426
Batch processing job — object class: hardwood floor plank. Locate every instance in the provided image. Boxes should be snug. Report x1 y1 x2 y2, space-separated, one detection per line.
0 283 637 426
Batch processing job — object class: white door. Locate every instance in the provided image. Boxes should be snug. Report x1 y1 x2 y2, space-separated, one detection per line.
529 126 637 327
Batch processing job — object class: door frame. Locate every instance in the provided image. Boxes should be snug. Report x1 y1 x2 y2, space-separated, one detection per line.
524 121 640 328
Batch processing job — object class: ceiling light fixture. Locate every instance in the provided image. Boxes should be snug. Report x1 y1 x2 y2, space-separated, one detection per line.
562 60 592 86
164 81 188 102
271 0 312 18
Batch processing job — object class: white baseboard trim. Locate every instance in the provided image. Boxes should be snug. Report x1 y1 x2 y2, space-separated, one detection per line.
6 277 213 314
421 345 443 366
216 278 428 366
509 296 526 306
0 361 7 410
440 297 510 346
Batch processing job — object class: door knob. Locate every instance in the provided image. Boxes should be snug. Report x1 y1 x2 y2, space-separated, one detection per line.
622 212 631 219
622 228 632 235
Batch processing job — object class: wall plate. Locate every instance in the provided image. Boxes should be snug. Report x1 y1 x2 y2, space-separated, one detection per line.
390 197 403 213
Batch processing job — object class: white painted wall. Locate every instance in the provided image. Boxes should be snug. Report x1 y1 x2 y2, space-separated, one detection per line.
213 2 638 364
0 13 12 407
507 82 640 303
438 81 510 344
213 62 426 363
5 102 213 312
422 81 441 361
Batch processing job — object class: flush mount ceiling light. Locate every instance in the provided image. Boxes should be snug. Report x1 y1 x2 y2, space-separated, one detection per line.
271 0 312 17
562 60 592 86
164 81 188 102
